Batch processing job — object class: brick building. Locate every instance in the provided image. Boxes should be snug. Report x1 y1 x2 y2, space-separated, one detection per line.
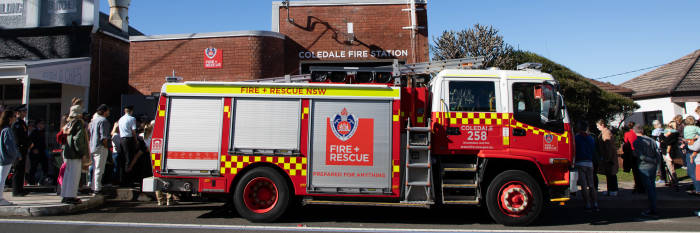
129 31 286 96
0 0 141 140
128 0 428 105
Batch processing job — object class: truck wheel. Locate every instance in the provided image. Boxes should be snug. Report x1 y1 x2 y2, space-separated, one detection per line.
233 167 290 222
485 170 543 226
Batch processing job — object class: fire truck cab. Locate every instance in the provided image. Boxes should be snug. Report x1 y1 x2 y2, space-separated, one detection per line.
143 64 572 226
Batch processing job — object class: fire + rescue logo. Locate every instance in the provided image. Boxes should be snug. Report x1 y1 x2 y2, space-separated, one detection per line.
543 133 558 152
205 47 218 59
331 108 357 141
544 134 554 144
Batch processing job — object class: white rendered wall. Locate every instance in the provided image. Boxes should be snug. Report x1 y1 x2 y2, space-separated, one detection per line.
686 102 700 116
627 97 685 125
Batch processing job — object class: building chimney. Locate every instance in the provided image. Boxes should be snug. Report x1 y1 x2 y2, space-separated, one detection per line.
108 0 130 33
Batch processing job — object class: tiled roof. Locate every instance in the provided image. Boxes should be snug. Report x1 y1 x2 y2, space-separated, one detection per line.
586 78 634 96
621 49 700 99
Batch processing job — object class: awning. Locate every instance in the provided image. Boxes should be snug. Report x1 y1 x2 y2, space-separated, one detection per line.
0 57 91 87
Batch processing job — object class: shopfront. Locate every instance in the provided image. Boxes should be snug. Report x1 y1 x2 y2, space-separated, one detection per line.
0 57 90 144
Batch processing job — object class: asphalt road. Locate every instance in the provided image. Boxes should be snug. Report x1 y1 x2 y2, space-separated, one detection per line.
1 197 700 233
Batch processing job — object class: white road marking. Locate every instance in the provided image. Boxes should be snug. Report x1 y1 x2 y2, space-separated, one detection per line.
0 219 695 233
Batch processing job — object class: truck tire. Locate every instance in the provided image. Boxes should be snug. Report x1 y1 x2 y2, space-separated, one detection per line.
233 167 290 222
485 170 543 226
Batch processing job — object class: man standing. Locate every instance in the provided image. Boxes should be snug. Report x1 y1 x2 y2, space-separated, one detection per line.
117 106 137 187
11 105 30 196
632 125 663 218
575 121 599 212
623 122 644 193
28 120 48 185
89 105 111 195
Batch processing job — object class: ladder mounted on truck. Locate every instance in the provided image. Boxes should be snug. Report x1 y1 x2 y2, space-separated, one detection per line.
242 57 485 84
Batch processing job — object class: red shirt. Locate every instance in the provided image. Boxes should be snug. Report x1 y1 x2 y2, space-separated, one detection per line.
56 130 67 145
623 130 637 150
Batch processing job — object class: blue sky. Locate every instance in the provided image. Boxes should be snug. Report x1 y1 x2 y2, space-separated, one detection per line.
102 0 700 85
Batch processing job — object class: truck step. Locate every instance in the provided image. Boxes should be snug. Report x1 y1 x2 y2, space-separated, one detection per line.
407 145 430 151
442 195 479 205
407 181 430 186
441 163 476 172
304 199 431 208
442 179 477 188
407 126 431 132
407 163 430 168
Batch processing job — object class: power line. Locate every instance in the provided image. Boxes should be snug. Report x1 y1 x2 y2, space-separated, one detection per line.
593 56 697 81
592 64 664 80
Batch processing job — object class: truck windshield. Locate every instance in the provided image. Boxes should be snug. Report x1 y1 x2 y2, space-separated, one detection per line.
512 82 564 133
448 81 496 112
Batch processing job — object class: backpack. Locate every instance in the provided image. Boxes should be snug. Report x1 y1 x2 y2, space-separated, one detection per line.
63 120 88 160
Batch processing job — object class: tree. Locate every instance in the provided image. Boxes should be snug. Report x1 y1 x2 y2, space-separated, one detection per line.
431 24 639 125
431 23 515 68
510 51 639 124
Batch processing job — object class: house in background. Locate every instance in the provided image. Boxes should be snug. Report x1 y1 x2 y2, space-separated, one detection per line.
587 78 634 98
621 49 700 125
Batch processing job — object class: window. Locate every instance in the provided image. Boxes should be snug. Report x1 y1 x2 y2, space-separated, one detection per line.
643 111 662 126
512 82 564 133
448 81 496 112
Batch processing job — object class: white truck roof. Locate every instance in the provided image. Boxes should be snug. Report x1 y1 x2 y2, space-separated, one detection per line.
435 69 555 81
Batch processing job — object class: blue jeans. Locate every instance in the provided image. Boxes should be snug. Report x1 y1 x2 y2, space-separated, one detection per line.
688 151 700 192
638 162 658 212
112 152 121 184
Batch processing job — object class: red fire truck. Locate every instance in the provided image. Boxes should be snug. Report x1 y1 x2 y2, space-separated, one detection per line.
142 58 573 226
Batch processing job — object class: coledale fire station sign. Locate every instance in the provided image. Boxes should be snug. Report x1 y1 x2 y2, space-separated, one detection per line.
299 49 409 59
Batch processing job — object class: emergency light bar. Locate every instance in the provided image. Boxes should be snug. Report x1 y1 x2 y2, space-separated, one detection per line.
517 62 543 71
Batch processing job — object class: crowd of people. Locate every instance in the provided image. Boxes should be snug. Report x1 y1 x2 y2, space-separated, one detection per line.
0 98 157 206
574 107 700 218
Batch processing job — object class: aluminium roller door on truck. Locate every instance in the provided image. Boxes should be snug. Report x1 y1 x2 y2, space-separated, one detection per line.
164 97 223 171
232 98 301 151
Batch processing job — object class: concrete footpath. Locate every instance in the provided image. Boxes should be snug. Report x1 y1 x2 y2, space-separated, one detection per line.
0 190 104 217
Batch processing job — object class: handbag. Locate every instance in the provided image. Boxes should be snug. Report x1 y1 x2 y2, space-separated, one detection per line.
569 170 579 193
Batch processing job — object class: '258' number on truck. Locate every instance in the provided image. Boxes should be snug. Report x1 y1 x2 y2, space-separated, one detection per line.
466 131 487 141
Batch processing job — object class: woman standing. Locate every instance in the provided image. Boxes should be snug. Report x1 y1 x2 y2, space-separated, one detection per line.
60 99 89 204
662 121 680 188
596 120 619 196
0 110 19 206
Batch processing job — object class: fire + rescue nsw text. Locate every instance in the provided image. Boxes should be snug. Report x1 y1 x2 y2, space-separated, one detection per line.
239 87 327 95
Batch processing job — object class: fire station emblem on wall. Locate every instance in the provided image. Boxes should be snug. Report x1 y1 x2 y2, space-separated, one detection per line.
205 47 217 59
204 47 223 69
331 108 357 141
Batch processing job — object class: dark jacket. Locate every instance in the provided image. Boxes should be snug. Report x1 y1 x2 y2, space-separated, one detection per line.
63 120 88 160
633 135 662 165
0 127 20 166
29 128 46 153
575 133 597 162
12 118 29 156
596 128 619 175
662 131 680 159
